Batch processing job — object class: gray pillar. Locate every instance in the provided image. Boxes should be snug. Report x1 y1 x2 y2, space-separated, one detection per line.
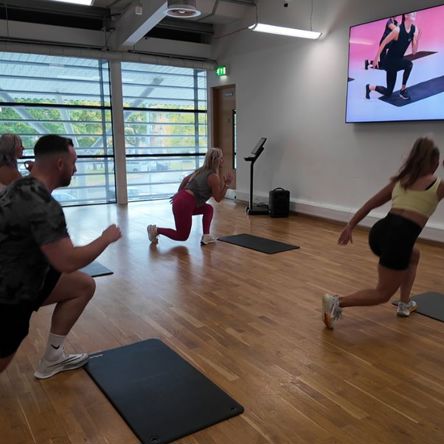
110 60 128 204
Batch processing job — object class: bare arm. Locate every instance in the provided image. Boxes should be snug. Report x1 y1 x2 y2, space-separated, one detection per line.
208 171 233 202
412 27 420 54
348 182 394 228
208 174 227 202
374 28 399 67
40 225 121 273
338 182 395 245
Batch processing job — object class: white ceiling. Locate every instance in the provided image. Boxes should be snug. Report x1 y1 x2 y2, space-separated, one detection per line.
0 0 257 63
39 0 256 25
99 0 254 22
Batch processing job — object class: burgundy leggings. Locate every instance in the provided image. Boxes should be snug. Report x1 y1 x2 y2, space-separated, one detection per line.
157 190 213 241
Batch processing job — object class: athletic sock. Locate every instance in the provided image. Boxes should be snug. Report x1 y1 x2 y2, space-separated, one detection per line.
43 333 66 362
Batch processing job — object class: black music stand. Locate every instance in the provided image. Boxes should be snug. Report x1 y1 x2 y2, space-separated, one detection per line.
244 137 269 215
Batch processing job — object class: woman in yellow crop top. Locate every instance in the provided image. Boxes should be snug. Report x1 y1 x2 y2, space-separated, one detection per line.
322 136 444 329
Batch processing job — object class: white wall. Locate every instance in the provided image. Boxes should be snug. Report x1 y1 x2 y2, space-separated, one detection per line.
209 0 444 241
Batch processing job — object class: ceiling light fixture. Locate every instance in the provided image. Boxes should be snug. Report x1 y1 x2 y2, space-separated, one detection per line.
165 0 201 19
249 23 321 40
51 0 94 5
249 0 322 40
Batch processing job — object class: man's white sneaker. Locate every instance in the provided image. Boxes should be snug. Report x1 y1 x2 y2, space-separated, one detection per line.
147 224 158 243
322 293 342 329
34 352 89 379
397 300 417 318
201 234 217 245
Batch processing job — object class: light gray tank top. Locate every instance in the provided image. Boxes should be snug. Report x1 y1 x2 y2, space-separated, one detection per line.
185 170 214 207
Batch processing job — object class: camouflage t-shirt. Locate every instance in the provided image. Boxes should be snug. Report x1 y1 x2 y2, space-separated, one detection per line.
0 176 69 305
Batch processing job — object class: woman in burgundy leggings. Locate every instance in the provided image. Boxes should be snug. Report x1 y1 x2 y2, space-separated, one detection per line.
147 148 233 245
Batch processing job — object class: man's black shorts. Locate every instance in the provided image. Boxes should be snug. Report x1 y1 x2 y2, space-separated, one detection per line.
0 267 61 358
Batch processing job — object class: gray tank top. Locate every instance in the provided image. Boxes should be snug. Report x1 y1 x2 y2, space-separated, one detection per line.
185 170 214 207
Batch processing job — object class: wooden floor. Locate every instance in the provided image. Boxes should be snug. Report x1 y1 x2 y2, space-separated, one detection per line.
1 199 444 444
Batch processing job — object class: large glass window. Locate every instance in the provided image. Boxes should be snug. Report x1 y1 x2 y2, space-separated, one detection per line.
122 63 207 200
0 52 114 205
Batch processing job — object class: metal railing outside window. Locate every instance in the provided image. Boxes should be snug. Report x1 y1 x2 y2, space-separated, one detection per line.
0 52 115 206
121 62 207 201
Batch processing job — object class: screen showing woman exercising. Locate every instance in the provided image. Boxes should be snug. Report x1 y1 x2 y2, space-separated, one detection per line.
346 4 444 123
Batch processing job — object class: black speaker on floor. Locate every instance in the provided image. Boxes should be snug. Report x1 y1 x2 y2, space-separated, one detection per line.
269 188 290 218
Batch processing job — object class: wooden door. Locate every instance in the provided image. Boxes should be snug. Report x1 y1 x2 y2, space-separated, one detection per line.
212 85 236 188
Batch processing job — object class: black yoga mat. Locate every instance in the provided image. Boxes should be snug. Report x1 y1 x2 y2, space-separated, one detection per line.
379 75 444 107
393 292 444 322
218 234 299 254
80 261 113 277
85 339 244 444
404 50 437 61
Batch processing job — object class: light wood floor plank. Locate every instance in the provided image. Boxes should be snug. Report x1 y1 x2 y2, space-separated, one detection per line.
1 199 444 443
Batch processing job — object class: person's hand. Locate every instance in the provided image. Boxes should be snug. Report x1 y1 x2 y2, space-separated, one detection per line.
373 57 380 69
338 224 353 245
24 161 34 172
224 171 234 186
102 224 122 244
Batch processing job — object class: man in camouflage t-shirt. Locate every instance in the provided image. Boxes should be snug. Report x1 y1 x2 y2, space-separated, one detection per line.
0 135 121 378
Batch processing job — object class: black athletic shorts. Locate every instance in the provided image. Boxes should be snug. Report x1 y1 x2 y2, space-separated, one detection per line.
0 267 61 358
368 213 422 271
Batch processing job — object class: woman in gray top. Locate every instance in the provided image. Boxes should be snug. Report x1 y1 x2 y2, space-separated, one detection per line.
147 148 233 244
0 133 24 191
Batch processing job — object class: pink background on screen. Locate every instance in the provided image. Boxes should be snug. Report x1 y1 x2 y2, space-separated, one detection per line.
349 5 444 70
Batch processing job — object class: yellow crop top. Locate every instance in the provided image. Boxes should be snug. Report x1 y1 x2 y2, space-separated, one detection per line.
391 178 440 217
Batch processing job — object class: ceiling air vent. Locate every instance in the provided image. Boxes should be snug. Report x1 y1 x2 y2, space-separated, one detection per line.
165 0 201 18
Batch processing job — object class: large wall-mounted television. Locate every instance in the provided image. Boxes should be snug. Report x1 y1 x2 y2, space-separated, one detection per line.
346 4 444 123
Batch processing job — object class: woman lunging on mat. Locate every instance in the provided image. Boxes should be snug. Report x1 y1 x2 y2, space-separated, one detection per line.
366 12 420 101
365 16 398 70
147 148 233 245
0 133 24 191
323 136 444 329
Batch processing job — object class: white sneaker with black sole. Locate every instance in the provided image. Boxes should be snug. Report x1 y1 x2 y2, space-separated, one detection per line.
34 352 89 379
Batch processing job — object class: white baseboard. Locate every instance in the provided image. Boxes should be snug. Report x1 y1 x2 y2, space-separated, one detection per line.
235 190 444 243
225 189 237 200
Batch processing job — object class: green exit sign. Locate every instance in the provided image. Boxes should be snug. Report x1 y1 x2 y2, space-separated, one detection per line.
216 65 227 76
